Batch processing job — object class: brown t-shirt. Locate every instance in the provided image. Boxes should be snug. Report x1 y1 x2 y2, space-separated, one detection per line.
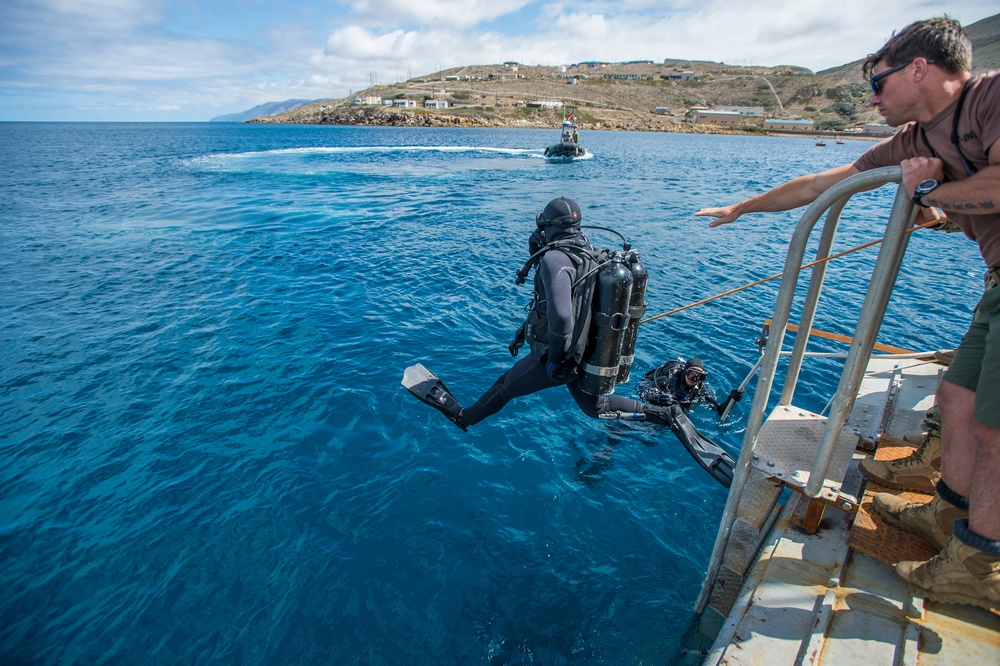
853 71 1000 268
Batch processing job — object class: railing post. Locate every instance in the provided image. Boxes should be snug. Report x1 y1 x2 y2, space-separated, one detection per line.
805 184 916 496
780 197 849 406
695 167 904 614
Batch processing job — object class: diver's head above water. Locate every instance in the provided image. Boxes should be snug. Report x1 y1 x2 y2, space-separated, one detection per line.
536 197 582 243
683 358 707 387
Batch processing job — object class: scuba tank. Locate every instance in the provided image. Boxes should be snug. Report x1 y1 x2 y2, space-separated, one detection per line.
616 251 647 384
579 255 633 396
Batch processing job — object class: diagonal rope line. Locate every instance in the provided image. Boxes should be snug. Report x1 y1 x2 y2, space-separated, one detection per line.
639 218 945 326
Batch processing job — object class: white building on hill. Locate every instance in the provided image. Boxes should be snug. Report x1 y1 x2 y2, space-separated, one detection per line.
864 123 897 136
693 110 743 126
764 118 815 131
717 106 764 117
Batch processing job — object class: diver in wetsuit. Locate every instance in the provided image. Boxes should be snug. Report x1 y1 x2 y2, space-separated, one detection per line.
401 197 735 487
639 357 726 416
460 197 667 427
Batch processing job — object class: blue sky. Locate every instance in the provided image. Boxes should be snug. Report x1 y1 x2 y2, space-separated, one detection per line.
0 1 995 121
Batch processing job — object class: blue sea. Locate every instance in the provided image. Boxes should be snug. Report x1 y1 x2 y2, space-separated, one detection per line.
0 122 984 664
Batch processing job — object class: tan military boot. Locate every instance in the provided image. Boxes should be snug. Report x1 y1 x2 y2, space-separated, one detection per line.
859 434 941 494
872 492 967 551
897 534 1000 611
904 406 942 444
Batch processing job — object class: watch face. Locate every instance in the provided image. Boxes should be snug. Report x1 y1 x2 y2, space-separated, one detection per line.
918 179 939 192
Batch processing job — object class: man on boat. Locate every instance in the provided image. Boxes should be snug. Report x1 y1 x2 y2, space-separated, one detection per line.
696 17 1000 610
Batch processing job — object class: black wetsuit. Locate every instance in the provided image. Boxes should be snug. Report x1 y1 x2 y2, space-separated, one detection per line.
639 360 724 415
461 229 649 426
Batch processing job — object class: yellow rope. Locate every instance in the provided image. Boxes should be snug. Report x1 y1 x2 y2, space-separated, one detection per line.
639 218 945 326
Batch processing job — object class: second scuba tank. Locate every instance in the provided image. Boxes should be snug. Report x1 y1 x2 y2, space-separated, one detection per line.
616 251 647 384
579 255 633 396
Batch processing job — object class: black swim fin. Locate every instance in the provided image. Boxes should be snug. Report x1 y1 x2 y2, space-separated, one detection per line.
401 363 468 432
664 405 735 488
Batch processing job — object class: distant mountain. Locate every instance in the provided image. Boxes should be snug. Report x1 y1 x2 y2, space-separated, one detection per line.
819 12 1000 79
967 12 1000 72
210 99 320 122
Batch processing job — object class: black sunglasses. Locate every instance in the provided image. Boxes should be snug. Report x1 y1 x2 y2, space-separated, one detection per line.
869 59 935 95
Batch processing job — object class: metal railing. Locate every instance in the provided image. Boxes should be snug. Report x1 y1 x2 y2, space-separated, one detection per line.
695 166 917 614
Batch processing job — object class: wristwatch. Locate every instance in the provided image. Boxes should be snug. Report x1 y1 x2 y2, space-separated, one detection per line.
912 178 941 206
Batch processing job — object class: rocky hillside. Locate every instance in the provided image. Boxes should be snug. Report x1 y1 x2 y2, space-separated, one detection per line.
251 59 876 134
254 13 998 133
968 13 1000 71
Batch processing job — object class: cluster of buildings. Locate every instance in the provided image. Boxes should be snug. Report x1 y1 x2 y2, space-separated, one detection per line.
690 106 895 135
348 61 892 136
348 95 451 110
348 94 568 111
347 90 568 111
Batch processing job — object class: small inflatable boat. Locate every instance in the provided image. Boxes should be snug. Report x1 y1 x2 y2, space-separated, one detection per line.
544 116 587 159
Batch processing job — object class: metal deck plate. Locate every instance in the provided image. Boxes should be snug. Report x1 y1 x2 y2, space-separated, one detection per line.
710 356 1000 665
752 404 857 491
850 357 941 446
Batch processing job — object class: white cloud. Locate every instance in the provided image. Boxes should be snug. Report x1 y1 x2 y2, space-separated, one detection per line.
20 0 162 33
316 0 999 88
325 26 421 60
348 0 534 29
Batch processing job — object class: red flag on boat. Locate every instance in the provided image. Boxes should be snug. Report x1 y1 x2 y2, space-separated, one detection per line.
567 111 575 122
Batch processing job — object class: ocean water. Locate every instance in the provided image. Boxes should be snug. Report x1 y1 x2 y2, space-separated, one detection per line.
0 122 984 664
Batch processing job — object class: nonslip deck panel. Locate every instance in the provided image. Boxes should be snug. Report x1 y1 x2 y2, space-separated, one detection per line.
751 404 856 489
849 439 938 565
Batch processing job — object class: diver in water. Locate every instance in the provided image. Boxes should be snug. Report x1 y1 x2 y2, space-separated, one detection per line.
402 198 736 487
639 357 726 416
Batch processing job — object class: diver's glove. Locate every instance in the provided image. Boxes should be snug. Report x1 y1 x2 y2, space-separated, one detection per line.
508 324 526 357
717 389 743 416
546 359 576 382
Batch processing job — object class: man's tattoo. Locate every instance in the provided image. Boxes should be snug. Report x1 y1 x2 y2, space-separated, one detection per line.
928 199 996 211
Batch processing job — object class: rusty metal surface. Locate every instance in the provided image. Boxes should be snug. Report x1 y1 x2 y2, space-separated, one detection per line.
848 358 940 447
849 441 938 565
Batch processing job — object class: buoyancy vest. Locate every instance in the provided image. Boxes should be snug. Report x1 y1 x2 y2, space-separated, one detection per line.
510 238 607 364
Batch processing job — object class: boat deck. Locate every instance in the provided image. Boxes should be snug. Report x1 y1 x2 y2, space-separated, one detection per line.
704 357 1000 665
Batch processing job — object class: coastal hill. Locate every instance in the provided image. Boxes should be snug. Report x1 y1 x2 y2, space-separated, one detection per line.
210 99 318 122
252 13 999 134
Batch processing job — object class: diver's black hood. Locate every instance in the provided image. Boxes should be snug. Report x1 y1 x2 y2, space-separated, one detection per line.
527 225 586 256
544 224 583 245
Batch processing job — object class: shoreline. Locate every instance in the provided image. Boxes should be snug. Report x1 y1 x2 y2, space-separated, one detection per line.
249 105 880 142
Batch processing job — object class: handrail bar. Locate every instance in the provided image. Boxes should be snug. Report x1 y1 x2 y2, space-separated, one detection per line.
695 166 909 614
779 196 849 405
804 182 916 495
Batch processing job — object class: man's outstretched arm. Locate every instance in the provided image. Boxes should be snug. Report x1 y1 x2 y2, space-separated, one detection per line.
695 164 861 227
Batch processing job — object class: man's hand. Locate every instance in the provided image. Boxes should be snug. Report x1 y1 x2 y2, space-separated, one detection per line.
901 156 945 199
695 205 740 227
